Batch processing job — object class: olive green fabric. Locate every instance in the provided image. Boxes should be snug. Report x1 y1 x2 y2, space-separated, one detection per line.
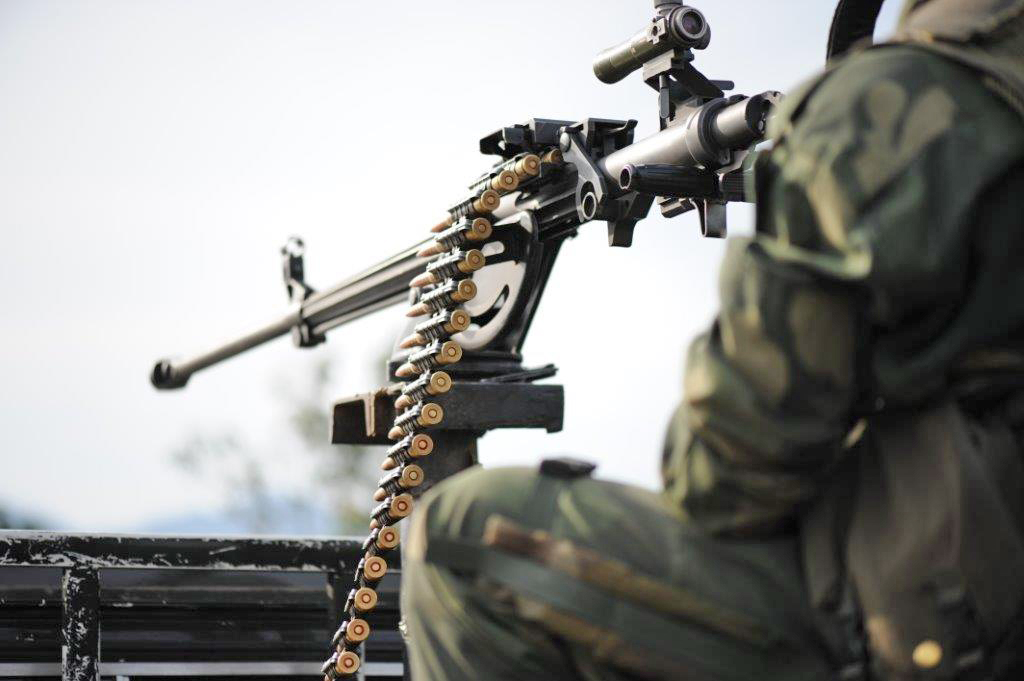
662 42 1024 536
403 4 1024 679
842 400 1024 678
895 0 1024 116
898 0 1024 43
403 467 840 681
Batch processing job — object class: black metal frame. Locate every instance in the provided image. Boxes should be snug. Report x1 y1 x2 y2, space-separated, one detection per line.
0 532 398 681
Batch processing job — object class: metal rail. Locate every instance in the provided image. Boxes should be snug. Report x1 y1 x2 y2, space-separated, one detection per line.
0 531 398 681
0 661 405 678
0 531 361 570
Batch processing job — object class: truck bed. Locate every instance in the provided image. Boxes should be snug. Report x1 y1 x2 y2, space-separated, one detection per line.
0 532 403 680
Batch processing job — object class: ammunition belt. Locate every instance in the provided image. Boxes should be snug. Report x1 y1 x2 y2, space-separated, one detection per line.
319 144 561 678
319 174 513 679
317 219 489 679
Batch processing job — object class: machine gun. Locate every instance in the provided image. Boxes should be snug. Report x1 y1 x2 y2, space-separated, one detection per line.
151 2 781 677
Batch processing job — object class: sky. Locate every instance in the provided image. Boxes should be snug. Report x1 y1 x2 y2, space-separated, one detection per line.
0 0 903 532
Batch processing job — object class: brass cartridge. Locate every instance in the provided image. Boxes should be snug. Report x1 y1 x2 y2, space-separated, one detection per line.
514 153 542 178
398 309 471 349
407 279 477 317
376 525 400 551
409 250 485 288
369 493 413 529
489 169 519 193
417 218 494 257
395 340 462 378
374 464 425 501
361 525 401 556
541 148 564 165
388 401 444 439
431 189 501 232
382 432 434 469
341 618 370 646
346 585 379 614
360 555 388 583
334 650 360 676
395 371 452 409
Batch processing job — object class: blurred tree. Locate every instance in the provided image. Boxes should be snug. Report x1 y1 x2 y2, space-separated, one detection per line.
0 505 46 530
171 352 384 535
274 354 381 533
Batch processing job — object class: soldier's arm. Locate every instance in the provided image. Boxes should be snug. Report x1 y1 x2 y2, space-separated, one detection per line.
662 46 1024 535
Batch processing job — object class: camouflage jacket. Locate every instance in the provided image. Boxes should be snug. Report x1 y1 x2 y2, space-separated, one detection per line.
662 0 1024 535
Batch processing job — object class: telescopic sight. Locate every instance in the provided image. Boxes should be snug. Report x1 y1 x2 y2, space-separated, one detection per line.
669 7 710 49
678 9 705 39
592 4 711 84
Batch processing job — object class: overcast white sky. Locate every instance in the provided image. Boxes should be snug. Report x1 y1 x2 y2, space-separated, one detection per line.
0 0 902 532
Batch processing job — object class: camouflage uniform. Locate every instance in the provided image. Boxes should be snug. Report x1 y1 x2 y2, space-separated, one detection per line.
404 1 1024 679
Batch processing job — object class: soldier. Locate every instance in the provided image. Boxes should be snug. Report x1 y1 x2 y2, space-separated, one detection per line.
402 0 1024 678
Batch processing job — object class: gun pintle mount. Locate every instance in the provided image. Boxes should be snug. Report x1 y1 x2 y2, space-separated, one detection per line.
150 2 780 677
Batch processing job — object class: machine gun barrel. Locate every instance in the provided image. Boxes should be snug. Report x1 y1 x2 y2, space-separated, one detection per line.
598 93 776 186
151 240 428 390
150 312 298 390
153 99 777 393
302 243 426 336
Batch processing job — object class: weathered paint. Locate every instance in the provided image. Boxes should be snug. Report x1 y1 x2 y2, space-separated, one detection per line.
0 531 363 572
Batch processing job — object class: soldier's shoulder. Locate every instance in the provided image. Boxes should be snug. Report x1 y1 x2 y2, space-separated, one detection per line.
776 44 1024 151
762 44 1024 243
826 45 1016 120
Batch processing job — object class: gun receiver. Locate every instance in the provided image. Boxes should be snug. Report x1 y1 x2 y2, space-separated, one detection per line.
152 0 778 391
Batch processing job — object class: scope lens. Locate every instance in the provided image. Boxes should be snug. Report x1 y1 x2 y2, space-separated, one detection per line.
679 10 704 38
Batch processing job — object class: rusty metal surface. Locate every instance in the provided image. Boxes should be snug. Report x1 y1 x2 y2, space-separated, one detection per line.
0 533 403 680
60 568 98 681
0 532 361 571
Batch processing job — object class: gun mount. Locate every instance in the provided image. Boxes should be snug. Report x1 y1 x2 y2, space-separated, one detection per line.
149 4 781 676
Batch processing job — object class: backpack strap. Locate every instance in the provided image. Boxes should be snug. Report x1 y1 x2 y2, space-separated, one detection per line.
828 0 887 61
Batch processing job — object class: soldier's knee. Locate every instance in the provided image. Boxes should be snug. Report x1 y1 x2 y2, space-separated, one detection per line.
410 466 539 547
404 467 538 617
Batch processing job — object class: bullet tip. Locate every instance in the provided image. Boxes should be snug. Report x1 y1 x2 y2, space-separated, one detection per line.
399 334 424 350
409 273 434 288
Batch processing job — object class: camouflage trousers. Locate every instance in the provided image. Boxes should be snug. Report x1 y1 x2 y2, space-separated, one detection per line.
402 464 842 681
